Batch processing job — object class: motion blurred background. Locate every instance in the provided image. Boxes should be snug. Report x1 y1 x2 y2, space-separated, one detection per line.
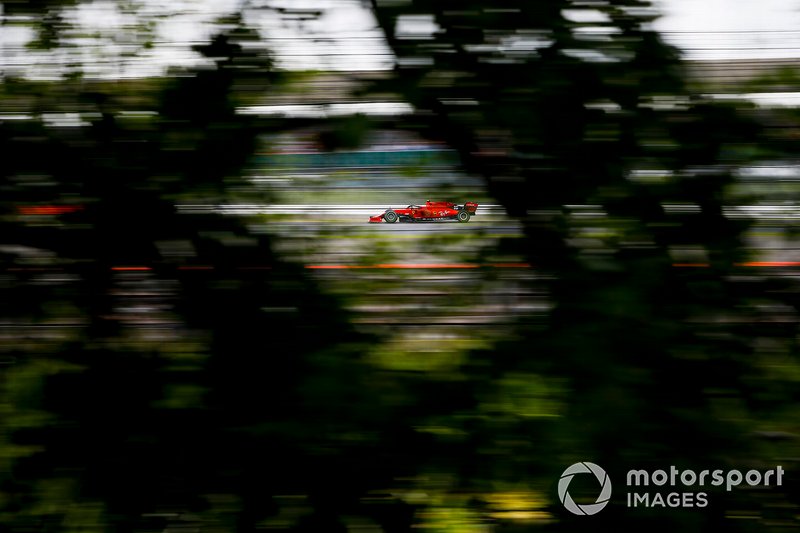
3 0 800 531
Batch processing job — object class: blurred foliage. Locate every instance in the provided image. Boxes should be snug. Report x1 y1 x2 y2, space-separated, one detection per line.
2 0 800 531
0 12 395 533
369 0 800 530
318 114 372 151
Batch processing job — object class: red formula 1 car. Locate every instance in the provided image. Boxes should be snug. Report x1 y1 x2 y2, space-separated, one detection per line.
369 201 478 223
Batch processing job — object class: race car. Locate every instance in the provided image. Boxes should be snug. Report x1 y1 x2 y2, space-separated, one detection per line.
369 201 478 223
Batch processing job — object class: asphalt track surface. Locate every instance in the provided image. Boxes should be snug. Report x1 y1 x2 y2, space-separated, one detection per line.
210 204 800 335
6 203 800 348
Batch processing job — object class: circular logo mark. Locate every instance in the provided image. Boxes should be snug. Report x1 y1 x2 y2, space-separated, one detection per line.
558 462 612 515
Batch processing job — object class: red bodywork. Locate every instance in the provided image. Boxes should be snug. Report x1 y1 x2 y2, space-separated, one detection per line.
369 201 478 223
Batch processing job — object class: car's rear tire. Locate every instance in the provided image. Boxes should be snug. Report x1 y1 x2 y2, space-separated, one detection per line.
384 210 398 223
457 210 470 223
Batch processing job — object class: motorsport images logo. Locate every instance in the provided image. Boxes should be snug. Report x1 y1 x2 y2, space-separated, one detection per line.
558 462 612 515
558 462 785 515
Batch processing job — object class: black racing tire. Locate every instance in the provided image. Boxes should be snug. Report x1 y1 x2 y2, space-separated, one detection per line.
457 210 470 223
384 210 398 223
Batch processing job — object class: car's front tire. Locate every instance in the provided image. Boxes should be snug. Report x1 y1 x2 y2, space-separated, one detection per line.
457 210 470 223
384 210 398 223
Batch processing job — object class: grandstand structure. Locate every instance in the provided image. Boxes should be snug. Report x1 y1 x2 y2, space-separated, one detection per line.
241 58 800 119
685 58 800 92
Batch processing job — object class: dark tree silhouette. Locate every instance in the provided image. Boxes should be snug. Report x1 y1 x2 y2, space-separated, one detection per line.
369 1 800 531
